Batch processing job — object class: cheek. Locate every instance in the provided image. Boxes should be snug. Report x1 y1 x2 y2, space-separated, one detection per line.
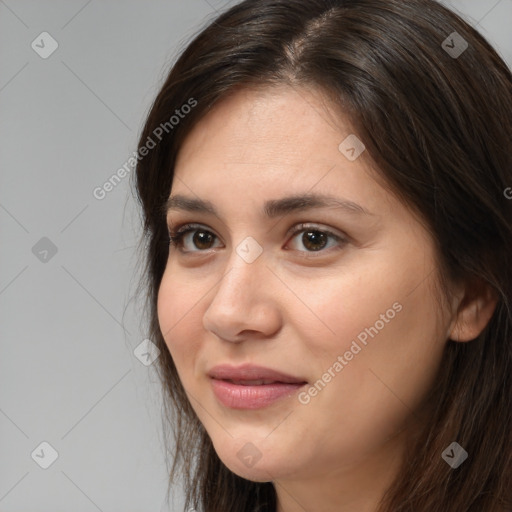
157 270 204 368
287 265 402 355
305 248 446 358
309 279 446 428
296 262 447 417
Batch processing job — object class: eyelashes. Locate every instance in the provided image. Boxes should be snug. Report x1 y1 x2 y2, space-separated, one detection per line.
168 224 220 252
167 222 348 255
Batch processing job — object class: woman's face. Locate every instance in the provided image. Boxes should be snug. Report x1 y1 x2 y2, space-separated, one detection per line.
157 85 457 484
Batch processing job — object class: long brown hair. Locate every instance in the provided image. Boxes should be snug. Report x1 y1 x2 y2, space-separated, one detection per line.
133 1 512 510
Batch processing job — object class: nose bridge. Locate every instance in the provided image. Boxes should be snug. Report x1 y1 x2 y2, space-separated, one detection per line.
215 237 266 302
202 238 279 340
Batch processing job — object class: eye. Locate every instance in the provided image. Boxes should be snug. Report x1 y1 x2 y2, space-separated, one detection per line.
286 223 347 254
167 222 347 254
168 223 221 252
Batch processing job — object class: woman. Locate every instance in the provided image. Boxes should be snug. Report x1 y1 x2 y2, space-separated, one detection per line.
134 0 512 510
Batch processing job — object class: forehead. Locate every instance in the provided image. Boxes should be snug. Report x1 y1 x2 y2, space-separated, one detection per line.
171 85 395 220
175 86 354 171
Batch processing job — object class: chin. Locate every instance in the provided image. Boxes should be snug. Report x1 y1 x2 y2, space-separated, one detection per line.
228 463 275 483
212 437 295 483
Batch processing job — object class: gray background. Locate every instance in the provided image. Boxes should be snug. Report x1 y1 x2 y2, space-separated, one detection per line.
1 1 511 511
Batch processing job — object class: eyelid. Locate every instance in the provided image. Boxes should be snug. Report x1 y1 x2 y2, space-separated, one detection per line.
167 221 347 239
286 222 347 241
168 223 218 250
169 223 212 238
167 221 349 255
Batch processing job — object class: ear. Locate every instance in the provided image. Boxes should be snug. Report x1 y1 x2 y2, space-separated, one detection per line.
448 278 499 342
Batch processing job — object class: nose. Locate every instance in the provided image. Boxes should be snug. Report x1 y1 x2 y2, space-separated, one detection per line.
202 250 282 343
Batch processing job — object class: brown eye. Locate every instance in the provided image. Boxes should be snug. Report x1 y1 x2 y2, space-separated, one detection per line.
168 222 347 255
168 224 220 252
300 230 329 251
286 224 347 254
191 230 215 250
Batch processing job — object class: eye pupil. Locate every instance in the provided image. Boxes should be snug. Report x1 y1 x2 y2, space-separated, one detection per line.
194 231 214 249
303 231 327 251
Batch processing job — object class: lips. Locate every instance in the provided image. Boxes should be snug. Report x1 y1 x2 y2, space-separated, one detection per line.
208 364 307 385
228 379 279 385
208 364 308 409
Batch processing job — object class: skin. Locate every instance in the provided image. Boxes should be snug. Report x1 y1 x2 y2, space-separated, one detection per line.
157 85 497 512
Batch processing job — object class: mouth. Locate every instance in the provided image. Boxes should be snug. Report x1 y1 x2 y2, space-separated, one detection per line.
208 363 307 384
222 379 292 385
208 364 308 409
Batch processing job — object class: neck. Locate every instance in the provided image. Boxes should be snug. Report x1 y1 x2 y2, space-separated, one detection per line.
274 426 410 512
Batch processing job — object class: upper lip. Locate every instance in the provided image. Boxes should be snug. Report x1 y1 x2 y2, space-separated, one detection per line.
208 364 307 384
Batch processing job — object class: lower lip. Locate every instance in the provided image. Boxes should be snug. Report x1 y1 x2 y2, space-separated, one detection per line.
210 379 306 409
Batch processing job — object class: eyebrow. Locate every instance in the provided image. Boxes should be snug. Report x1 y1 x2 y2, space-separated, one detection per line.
164 193 374 219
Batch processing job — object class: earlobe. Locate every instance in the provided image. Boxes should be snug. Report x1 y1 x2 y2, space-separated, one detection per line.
448 280 499 342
